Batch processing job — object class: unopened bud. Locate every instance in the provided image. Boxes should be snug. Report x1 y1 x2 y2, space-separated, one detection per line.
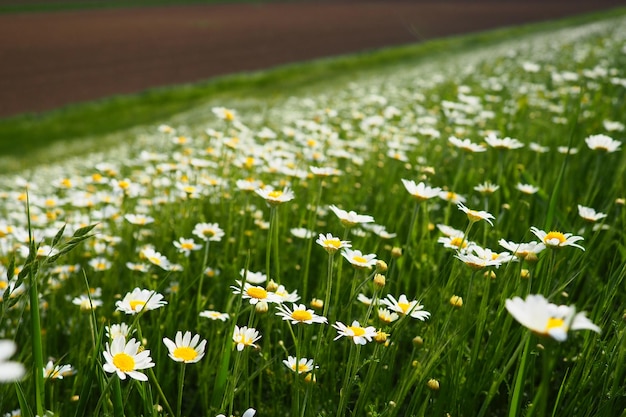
412 336 424 346
255 301 269 314
520 269 530 279
427 378 440 391
304 373 317 384
391 247 403 258
450 295 463 308
374 330 389 344
376 260 388 273
484 270 496 280
373 273 386 289
266 279 279 292
310 298 324 310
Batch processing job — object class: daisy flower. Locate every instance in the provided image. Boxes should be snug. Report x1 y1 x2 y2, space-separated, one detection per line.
0 340 25 382
115 288 167 315
341 248 378 269
448 136 487 153
106 323 135 340
333 320 377 345
484 133 524 149
275 303 328 325
505 294 600 341
328 205 374 227
454 246 514 270
498 240 546 261
162 331 207 364
584 134 621 152
124 214 154 226
233 325 261 351
457 202 495 226
380 294 430 321
516 183 540 195
273 284 301 303
199 310 230 322
192 222 225 242
140 247 172 271
437 235 474 251
232 281 281 305
217 408 256 417
283 356 316 374
474 181 500 195
43 360 75 379
529 227 585 251
377 307 400 324
72 294 103 311
239 269 267 285
254 186 295 206
439 190 466 204
400 179 442 201
310 166 342 177
173 237 202 256
316 233 351 254
103 336 155 381
212 106 236 122
577 205 607 222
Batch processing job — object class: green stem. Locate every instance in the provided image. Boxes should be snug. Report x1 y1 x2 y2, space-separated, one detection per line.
196 241 211 312
112 376 125 417
177 364 186 417
29 261 45 417
508 333 531 417
336 344 361 417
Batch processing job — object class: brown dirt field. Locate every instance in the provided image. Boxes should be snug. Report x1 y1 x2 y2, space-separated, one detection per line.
0 0 623 118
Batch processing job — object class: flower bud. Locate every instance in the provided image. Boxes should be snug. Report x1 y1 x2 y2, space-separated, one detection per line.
427 378 440 391
391 247 403 258
266 279 279 292
373 273 386 289
450 295 463 308
310 298 324 310
255 301 269 314
376 260 388 273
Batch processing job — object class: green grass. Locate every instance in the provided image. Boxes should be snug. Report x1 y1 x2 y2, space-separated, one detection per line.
1 9 626 417
1 6 625 173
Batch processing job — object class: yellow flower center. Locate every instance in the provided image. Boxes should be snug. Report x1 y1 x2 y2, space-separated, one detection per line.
173 346 198 362
181 242 195 250
545 317 565 331
450 237 468 248
397 302 411 313
348 326 366 337
297 363 309 373
118 180 130 189
292 310 313 322
246 287 268 299
224 110 235 121
268 190 283 199
129 300 146 311
353 255 367 264
203 229 216 237
112 353 135 372
148 256 162 265
324 239 341 248
467 210 482 222
545 231 566 244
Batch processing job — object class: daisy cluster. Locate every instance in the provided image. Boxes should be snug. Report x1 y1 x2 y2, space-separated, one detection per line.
0 14 625 417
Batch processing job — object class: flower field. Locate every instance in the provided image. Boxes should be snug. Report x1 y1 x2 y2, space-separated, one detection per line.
1 11 626 417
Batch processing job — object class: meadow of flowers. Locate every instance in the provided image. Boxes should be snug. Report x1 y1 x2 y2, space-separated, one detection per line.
1 13 625 417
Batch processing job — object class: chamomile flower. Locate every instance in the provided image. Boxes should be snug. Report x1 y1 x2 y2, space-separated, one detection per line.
341 248 378 269
115 288 167 315
448 136 487 153
377 307 400 324
199 310 230 322
192 222 225 242
455 246 514 270
577 205 607 222
0 340 25 382
162 331 207 363
316 233 351 254
212 106 236 122
232 281 281 305
380 294 430 321
516 183 540 195
233 325 261 351
105 323 135 340
124 214 154 226
283 356 316 374
103 336 155 381
530 227 584 250
437 235 474 251
239 269 267 284
173 237 202 256
275 303 327 325
72 294 103 311
498 240 546 261
584 134 621 152
457 202 495 226
43 361 75 379
400 179 442 201
216 408 256 417
273 284 301 303
328 205 374 227
474 181 500 195
505 294 600 341
439 190 466 204
333 320 377 345
484 133 524 149
255 186 295 206
140 247 172 271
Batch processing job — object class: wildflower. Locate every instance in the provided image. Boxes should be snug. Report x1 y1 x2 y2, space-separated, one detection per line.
216 408 256 417
115 288 167 315
124 214 154 225
192 222 225 242
584 134 621 152
0 340 25 382
498 239 546 261
316 233 351 254
516 183 540 195
212 106 236 122
505 294 601 341
333 320 377 345
437 235 474 251
450 295 463 308
199 310 230 321
378 307 400 324
275 303 328 325
239 269 267 284
291 227 314 239
163 331 207 364
448 136 487 153
427 378 440 391
529 227 584 250
363 223 397 239
43 360 75 379
380 294 430 321
283 356 316 374
72 294 103 311
88 257 112 271
474 181 500 195
530 142 550 153
126 262 150 273
233 325 261 351
310 166 342 177
140 247 172 271
341 248 378 269
328 205 374 227
103 336 155 381
255 186 295 206
173 237 202 256
232 281 281 305
577 205 607 222
439 190 466 204
457 202 495 226
273 284 300 303
400 179 442 201
106 323 135 340
484 133 524 149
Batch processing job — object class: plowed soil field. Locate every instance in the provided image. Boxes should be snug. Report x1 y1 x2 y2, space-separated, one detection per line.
0 0 623 117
